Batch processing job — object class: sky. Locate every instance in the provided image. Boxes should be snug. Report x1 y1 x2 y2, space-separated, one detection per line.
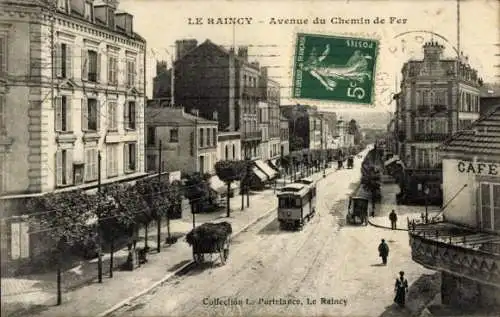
119 0 499 114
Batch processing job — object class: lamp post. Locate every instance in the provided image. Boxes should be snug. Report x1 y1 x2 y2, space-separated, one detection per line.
424 186 430 223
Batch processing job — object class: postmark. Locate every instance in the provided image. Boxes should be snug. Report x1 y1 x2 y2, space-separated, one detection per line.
292 33 379 105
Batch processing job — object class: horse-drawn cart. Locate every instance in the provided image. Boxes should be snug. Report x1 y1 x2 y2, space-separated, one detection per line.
186 222 232 265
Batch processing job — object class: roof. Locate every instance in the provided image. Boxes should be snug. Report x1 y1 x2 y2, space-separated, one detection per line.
281 183 306 191
296 177 315 185
480 83 500 98
440 105 500 156
146 107 217 126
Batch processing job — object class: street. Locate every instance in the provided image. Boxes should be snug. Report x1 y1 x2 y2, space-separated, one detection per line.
110 155 434 317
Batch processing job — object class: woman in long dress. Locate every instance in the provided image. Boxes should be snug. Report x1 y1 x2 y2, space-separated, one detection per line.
394 271 409 307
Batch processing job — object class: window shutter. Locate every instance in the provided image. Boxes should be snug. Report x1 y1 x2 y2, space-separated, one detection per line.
55 96 62 131
93 149 98 180
66 97 72 131
81 49 88 81
84 149 90 180
81 97 88 131
56 149 63 186
66 149 73 185
96 101 100 131
96 53 101 83
123 144 129 171
66 44 73 78
55 43 63 78
123 102 129 129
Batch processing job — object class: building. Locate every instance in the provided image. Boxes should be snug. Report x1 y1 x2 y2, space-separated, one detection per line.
408 105 500 310
392 41 482 204
260 67 281 160
479 83 500 116
0 0 146 267
145 107 218 176
258 101 269 160
152 40 262 160
281 104 324 151
279 115 289 157
319 112 338 149
217 131 241 162
335 117 355 149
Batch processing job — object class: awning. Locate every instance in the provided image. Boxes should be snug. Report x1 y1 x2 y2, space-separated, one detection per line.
269 159 280 170
209 175 238 194
252 167 268 182
255 159 278 180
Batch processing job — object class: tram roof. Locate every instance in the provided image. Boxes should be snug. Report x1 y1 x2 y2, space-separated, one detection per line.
278 183 310 197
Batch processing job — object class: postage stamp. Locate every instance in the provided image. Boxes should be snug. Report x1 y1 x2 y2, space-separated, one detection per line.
292 33 379 105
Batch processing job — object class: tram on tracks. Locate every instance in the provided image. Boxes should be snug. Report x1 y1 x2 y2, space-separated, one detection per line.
277 182 317 230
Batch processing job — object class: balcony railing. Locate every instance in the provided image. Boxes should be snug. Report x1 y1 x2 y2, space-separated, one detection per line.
408 220 500 286
417 104 448 113
242 86 262 98
241 131 262 141
412 133 449 142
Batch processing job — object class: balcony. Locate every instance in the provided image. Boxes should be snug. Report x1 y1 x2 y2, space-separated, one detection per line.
412 133 450 142
242 86 262 98
417 104 448 114
241 131 262 141
408 221 500 286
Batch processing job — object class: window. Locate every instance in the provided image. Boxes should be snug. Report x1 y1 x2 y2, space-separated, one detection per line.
124 142 136 172
480 183 500 231
84 1 93 22
232 144 236 159
170 128 178 142
107 144 118 177
436 91 447 105
225 145 229 159
82 49 100 82
124 101 136 130
205 128 209 147
82 98 99 131
107 55 118 85
10 220 30 260
56 148 73 186
146 155 156 172
57 0 67 11
55 95 72 132
126 59 136 87
107 101 117 131
199 128 204 147
147 127 156 145
84 148 98 181
0 36 5 75
55 43 72 78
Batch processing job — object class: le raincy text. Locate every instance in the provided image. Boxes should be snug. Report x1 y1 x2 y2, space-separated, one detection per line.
187 16 408 25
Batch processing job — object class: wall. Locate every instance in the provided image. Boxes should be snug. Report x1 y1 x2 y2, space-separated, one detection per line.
217 137 241 161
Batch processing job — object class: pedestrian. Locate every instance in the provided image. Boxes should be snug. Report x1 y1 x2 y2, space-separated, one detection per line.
378 239 389 265
389 210 398 230
394 271 409 307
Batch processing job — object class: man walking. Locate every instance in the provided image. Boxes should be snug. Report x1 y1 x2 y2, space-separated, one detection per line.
378 239 389 265
394 271 409 307
389 210 398 230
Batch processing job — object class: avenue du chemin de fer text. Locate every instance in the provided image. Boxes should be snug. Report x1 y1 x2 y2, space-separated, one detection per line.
187 16 409 25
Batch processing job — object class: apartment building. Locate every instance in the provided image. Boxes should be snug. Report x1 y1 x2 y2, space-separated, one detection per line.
393 40 482 204
0 0 146 265
145 107 218 176
279 115 289 156
260 67 281 160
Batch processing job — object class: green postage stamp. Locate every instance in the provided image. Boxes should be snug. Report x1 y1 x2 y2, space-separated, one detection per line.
292 33 379 105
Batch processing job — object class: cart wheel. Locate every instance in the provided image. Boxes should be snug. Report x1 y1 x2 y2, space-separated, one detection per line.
193 253 204 263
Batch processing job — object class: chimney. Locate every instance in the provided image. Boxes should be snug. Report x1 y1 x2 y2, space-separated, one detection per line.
175 39 198 60
115 12 134 35
261 66 268 79
238 46 248 61
156 60 168 75
423 40 444 62
213 111 218 121
191 108 199 117
250 61 260 69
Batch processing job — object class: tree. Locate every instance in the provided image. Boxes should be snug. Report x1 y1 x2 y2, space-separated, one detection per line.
184 172 211 227
27 190 95 305
215 160 246 217
165 180 183 243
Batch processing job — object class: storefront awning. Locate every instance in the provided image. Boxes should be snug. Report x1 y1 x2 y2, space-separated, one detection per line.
269 159 280 170
255 160 278 180
209 175 239 194
252 167 268 182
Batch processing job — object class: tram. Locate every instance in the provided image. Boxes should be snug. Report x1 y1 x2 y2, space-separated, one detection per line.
277 182 317 230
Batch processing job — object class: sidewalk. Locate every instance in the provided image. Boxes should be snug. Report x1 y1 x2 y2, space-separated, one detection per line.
1 167 334 317
368 183 440 231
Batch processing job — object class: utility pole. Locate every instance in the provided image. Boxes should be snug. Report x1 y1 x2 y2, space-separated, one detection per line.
157 140 162 252
97 151 103 283
171 46 175 107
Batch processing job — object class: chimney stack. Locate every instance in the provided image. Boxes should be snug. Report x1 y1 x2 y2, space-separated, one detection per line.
156 60 168 75
213 111 218 121
238 46 248 61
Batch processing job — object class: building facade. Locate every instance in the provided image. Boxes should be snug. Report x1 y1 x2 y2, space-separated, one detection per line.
217 131 241 162
0 0 146 266
393 41 481 204
260 67 281 160
281 104 324 151
279 115 289 157
258 101 269 160
145 107 217 175
335 118 354 149
409 106 500 310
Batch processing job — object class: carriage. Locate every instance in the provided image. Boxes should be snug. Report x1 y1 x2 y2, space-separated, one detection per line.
186 222 232 265
346 196 369 225
277 183 316 230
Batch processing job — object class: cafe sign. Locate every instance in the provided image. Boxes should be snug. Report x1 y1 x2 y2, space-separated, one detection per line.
457 161 499 176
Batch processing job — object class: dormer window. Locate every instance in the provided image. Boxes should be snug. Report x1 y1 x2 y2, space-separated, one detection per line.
108 9 115 28
84 1 93 22
58 0 68 12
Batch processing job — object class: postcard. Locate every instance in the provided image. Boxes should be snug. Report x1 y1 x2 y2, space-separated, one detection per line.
0 0 499 317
